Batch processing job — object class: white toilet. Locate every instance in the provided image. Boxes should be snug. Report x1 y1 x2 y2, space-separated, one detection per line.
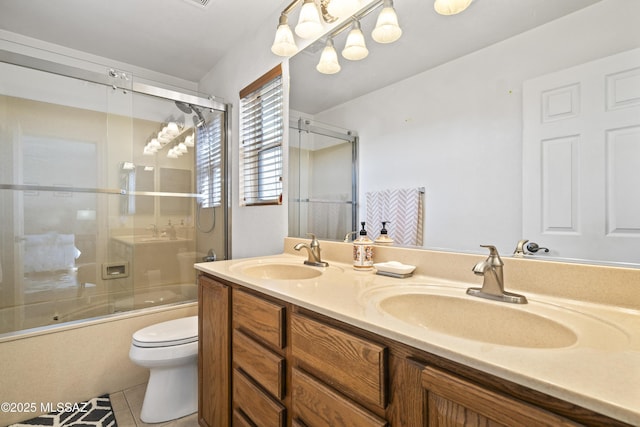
129 316 198 423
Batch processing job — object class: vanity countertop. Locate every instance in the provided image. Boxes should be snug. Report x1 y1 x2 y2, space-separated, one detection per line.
196 249 640 425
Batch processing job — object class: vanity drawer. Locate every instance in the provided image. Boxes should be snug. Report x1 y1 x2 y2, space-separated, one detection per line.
291 313 387 408
292 368 387 427
233 368 286 427
233 329 286 399
233 288 286 349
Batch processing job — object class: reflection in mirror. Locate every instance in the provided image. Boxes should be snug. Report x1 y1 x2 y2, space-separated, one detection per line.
0 55 228 334
289 0 640 267
160 168 192 216
289 117 357 240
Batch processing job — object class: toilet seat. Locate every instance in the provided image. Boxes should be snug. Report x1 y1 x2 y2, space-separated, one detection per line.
132 316 198 348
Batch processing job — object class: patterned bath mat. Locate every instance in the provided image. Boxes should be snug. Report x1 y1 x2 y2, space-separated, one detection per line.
8 394 117 427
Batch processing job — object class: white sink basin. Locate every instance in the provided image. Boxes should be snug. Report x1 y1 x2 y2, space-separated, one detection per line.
361 284 629 349
379 293 576 348
237 263 323 280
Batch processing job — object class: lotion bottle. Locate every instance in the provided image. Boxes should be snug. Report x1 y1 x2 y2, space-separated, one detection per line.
353 222 374 271
374 221 394 246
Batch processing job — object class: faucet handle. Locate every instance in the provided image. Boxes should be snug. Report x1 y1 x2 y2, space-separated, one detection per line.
307 233 319 246
480 245 503 264
513 239 529 257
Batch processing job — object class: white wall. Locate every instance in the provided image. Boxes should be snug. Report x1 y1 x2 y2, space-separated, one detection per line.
197 6 290 259
198 2 380 258
313 0 640 254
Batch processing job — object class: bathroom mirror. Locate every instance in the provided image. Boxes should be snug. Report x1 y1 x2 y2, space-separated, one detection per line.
289 0 640 266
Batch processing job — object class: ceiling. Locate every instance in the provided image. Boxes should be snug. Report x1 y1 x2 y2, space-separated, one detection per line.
0 0 600 108
290 0 601 114
0 0 289 82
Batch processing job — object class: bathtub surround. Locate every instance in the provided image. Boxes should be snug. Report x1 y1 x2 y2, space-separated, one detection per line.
0 303 197 426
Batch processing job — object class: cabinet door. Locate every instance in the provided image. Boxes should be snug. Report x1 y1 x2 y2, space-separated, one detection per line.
422 366 580 427
291 312 387 408
292 368 387 427
233 288 286 350
198 275 230 427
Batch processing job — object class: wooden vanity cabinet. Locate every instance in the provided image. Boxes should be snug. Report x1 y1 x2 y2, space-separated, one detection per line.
198 273 631 427
290 312 388 426
198 275 231 427
231 288 288 426
421 366 580 427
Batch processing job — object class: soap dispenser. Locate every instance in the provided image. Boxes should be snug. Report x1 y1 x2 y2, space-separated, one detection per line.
353 222 374 271
374 221 394 246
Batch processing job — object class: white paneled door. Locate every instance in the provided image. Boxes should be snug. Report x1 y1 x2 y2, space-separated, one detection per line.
523 48 640 264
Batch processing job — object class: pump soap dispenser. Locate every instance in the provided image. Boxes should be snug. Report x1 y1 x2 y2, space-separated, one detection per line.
353 222 374 271
374 221 394 246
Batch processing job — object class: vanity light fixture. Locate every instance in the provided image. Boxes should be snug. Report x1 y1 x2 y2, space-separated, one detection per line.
371 0 402 43
342 20 368 60
295 0 324 39
316 38 341 74
327 0 360 18
272 0 363 57
271 14 299 56
272 0 401 74
434 0 473 15
142 121 191 157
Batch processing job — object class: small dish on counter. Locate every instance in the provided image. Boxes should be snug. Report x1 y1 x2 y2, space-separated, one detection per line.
374 261 416 278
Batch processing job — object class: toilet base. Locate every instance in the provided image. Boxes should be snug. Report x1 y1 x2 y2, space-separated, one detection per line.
140 360 197 423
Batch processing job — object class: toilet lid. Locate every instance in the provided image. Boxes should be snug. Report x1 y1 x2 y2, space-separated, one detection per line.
132 316 198 348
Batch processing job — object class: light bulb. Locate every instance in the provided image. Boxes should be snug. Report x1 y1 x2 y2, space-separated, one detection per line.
271 15 298 56
316 39 341 74
327 0 360 19
342 21 368 60
166 122 180 136
296 0 323 39
434 0 473 15
372 0 402 44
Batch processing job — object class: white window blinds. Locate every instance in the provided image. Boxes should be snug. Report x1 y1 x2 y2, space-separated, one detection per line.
240 65 284 206
196 112 223 208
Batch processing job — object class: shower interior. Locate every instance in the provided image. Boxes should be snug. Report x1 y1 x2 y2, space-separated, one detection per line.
0 52 228 336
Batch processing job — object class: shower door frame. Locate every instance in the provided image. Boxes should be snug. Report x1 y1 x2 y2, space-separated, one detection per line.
289 117 359 240
0 49 232 332
0 49 232 260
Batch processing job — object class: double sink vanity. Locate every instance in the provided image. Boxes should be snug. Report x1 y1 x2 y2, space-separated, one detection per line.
195 237 640 426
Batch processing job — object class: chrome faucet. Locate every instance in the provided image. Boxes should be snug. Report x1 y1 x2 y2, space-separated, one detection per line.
148 224 159 238
513 239 529 257
467 245 527 304
294 233 329 267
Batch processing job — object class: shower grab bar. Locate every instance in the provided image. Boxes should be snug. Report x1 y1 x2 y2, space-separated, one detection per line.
0 184 204 199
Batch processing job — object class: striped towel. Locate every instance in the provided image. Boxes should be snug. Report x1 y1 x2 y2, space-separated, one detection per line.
365 187 424 246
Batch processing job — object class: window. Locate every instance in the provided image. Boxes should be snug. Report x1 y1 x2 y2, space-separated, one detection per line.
240 64 284 206
196 112 223 208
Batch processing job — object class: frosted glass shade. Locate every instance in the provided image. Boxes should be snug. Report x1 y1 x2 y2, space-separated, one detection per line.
342 21 368 60
434 0 473 15
295 0 323 39
371 2 402 44
271 23 298 56
327 0 360 19
316 39 341 74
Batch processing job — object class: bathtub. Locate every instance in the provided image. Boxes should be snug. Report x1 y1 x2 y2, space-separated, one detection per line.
0 283 197 336
0 297 198 426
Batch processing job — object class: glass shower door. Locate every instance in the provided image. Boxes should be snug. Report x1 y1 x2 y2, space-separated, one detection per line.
289 117 358 241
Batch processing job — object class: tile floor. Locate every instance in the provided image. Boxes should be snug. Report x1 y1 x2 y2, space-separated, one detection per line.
110 383 198 427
